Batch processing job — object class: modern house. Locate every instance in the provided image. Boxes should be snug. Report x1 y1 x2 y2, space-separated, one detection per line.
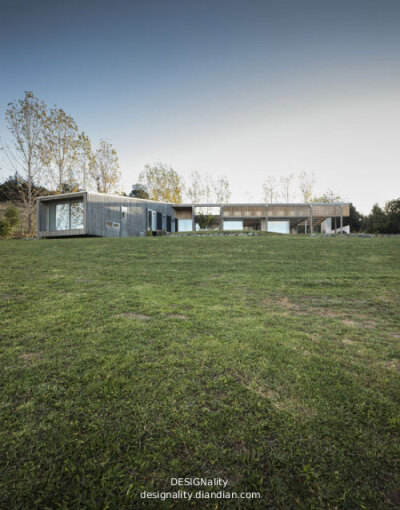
36 191 350 238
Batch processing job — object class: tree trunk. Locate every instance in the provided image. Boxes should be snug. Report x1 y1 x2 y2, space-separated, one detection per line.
27 162 32 235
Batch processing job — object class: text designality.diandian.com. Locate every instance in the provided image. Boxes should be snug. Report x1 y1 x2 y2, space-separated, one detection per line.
139 477 262 502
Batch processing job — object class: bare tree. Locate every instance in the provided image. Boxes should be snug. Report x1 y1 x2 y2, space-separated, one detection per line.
139 162 184 203
75 132 94 190
42 107 79 191
4 91 47 234
214 174 231 203
263 176 278 203
279 174 294 202
186 171 231 204
298 171 315 202
186 170 205 203
91 140 121 193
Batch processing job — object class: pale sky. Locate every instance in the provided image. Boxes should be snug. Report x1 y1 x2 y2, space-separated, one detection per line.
1 0 399 213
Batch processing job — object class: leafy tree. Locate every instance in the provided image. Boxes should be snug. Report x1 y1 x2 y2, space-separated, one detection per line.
0 173 49 202
139 162 183 203
58 182 81 194
312 189 342 203
91 140 120 193
129 183 149 199
384 198 400 234
4 91 47 233
365 204 386 233
42 107 79 191
197 213 216 230
347 203 362 232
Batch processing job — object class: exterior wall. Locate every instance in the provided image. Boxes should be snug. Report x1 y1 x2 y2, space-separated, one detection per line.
37 192 176 238
86 193 175 237
37 197 350 238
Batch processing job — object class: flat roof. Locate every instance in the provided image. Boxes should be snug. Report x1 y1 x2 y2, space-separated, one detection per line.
173 202 351 207
36 192 350 208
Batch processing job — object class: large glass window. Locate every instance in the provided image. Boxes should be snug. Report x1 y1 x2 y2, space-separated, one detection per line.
223 220 243 231
56 203 70 230
178 219 192 232
50 199 84 231
267 221 290 234
70 201 84 229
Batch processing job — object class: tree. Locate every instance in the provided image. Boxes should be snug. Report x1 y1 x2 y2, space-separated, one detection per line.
197 212 216 229
365 204 386 233
91 140 120 193
42 107 79 192
384 198 400 234
214 175 231 203
0 173 49 202
129 183 149 199
4 91 47 234
298 171 315 202
263 176 277 203
347 203 362 232
139 162 183 203
75 132 94 191
312 189 342 203
279 174 294 202
186 171 208 203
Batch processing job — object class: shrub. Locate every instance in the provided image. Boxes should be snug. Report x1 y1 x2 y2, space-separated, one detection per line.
0 219 11 238
4 206 20 228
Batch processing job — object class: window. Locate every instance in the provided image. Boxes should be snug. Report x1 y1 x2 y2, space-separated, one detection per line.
148 210 157 231
51 199 84 231
178 219 192 232
223 220 243 231
55 203 69 230
70 201 84 229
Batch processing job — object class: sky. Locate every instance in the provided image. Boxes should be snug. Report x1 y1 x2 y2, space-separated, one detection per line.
0 0 399 213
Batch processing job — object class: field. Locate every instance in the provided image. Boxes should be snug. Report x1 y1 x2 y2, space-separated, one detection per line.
0 236 399 509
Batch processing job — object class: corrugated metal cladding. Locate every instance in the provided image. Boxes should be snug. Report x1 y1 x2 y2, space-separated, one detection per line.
86 193 175 237
37 192 176 238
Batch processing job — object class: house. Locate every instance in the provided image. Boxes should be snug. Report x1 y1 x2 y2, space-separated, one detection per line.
36 191 350 238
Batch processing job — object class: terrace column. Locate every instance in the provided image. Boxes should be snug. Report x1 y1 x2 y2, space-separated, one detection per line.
265 205 268 232
192 206 195 231
220 205 224 230
309 205 313 236
340 205 343 233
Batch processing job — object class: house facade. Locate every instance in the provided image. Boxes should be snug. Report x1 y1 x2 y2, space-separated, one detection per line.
36 191 350 238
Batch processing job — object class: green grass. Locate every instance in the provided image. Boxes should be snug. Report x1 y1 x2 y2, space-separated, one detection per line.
0 236 399 509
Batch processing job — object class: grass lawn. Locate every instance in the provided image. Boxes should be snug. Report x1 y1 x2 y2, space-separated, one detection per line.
0 236 399 509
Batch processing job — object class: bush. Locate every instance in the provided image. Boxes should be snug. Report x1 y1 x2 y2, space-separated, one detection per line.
0 219 11 238
4 206 20 228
